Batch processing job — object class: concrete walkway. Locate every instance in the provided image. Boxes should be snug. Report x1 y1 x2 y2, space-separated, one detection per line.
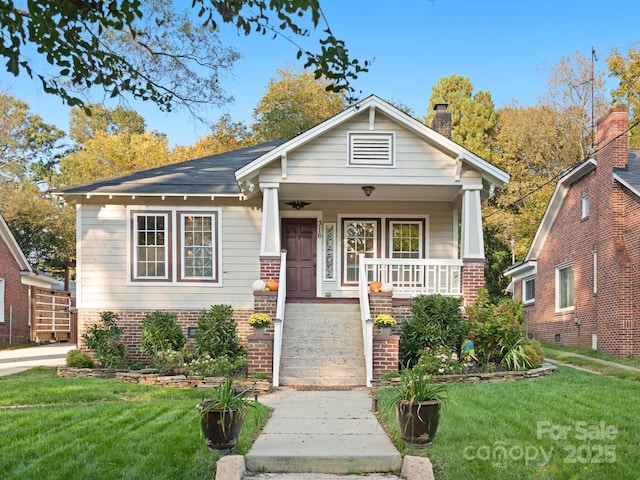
544 349 640 372
213 388 435 480
0 343 75 376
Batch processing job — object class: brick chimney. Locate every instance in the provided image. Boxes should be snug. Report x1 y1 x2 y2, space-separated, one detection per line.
432 103 452 139
596 107 629 172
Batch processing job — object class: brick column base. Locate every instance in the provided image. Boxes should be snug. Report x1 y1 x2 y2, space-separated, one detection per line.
247 334 274 380
373 335 399 378
462 258 486 306
259 255 281 281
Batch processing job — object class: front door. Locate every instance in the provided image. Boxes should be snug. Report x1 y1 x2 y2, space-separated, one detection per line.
282 218 317 298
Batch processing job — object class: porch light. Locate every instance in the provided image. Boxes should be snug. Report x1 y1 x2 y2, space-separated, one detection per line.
286 201 310 210
362 185 375 197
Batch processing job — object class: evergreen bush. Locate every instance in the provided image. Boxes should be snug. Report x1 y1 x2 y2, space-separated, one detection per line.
195 304 245 361
82 311 129 368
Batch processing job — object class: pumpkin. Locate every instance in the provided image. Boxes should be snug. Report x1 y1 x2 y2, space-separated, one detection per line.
369 281 383 293
265 280 279 292
252 279 266 292
380 282 393 293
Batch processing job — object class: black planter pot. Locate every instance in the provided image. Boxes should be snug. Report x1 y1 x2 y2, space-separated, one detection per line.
397 400 441 448
199 407 245 453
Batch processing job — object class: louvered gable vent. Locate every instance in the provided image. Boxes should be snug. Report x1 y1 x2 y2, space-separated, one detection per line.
348 132 395 167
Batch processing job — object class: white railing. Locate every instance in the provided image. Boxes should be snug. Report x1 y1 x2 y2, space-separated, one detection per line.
362 258 463 297
358 254 374 387
272 250 287 387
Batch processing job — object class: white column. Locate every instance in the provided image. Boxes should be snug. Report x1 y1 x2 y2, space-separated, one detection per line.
260 184 280 256
461 185 485 259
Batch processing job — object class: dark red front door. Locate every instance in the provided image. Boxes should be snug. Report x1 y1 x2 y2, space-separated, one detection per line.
282 218 316 298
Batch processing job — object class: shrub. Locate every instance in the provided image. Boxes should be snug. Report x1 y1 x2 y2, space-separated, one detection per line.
184 354 247 377
415 345 470 375
140 311 186 359
521 339 544 368
82 311 129 368
466 289 525 365
400 294 466 367
500 339 531 371
65 349 94 368
195 305 244 361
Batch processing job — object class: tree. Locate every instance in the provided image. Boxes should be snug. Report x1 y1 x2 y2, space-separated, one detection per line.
485 104 587 260
0 183 75 274
173 114 255 161
607 43 640 147
57 130 173 187
69 103 146 146
0 0 367 115
0 92 65 185
539 50 608 155
252 68 346 141
423 75 496 159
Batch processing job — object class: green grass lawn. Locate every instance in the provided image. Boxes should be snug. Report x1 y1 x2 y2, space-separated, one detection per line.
377 366 640 480
0 367 269 480
542 342 640 369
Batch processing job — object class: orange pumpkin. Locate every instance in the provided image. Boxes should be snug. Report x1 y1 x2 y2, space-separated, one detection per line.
265 280 279 292
369 281 383 293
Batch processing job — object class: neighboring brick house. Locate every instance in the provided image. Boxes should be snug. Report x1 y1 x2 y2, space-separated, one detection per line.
0 213 64 343
505 108 640 358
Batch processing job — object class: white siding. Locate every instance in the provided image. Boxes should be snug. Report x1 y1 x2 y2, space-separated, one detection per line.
78 202 261 311
261 113 457 185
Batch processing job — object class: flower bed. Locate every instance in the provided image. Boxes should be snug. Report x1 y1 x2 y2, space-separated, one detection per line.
372 363 557 387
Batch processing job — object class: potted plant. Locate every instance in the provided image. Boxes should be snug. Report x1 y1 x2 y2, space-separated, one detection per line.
196 377 253 453
248 313 272 335
385 365 447 448
373 314 397 336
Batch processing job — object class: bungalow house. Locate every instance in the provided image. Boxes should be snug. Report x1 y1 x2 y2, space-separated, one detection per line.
505 108 640 358
54 95 509 385
0 213 65 344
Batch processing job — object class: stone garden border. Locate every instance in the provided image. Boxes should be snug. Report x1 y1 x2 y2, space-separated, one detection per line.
57 367 272 393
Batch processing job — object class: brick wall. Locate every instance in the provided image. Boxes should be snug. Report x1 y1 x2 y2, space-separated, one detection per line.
0 238 30 343
521 108 640 357
247 334 274 379
373 335 399 378
77 308 254 364
259 256 281 281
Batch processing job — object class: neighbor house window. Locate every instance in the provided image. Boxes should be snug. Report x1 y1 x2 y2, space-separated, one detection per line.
581 193 590 219
133 212 170 280
389 221 423 259
523 276 535 304
556 263 574 311
343 220 378 284
348 132 395 167
178 213 218 282
0 278 5 323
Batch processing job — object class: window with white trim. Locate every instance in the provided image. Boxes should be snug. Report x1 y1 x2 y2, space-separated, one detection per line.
179 213 217 282
555 263 574 311
581 193 590 220
343 220 378 284
348 132 395 167
522 276 535 304
0 278 5 323
133 212 169 280
389 221 422 259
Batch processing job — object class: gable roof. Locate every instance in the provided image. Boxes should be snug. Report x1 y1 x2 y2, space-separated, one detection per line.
0 213 61 288
235 95 510 188
54 139 286 199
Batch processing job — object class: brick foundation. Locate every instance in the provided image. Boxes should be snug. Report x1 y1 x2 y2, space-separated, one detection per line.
462 258 486 306
373 335 399 378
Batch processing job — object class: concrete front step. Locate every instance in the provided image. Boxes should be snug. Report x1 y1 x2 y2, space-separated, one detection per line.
280 302 365 388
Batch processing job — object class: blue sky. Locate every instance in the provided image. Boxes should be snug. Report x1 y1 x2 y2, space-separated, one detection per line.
1 0 639 147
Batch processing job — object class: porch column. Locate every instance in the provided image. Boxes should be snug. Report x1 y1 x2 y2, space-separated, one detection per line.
260 183 280 256
461 185 486 305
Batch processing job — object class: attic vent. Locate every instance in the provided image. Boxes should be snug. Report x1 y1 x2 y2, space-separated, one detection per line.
348 132 395 167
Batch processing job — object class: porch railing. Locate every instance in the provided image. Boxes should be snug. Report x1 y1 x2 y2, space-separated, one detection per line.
358 254 374 387
272 250 287 387
362 258 463 297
